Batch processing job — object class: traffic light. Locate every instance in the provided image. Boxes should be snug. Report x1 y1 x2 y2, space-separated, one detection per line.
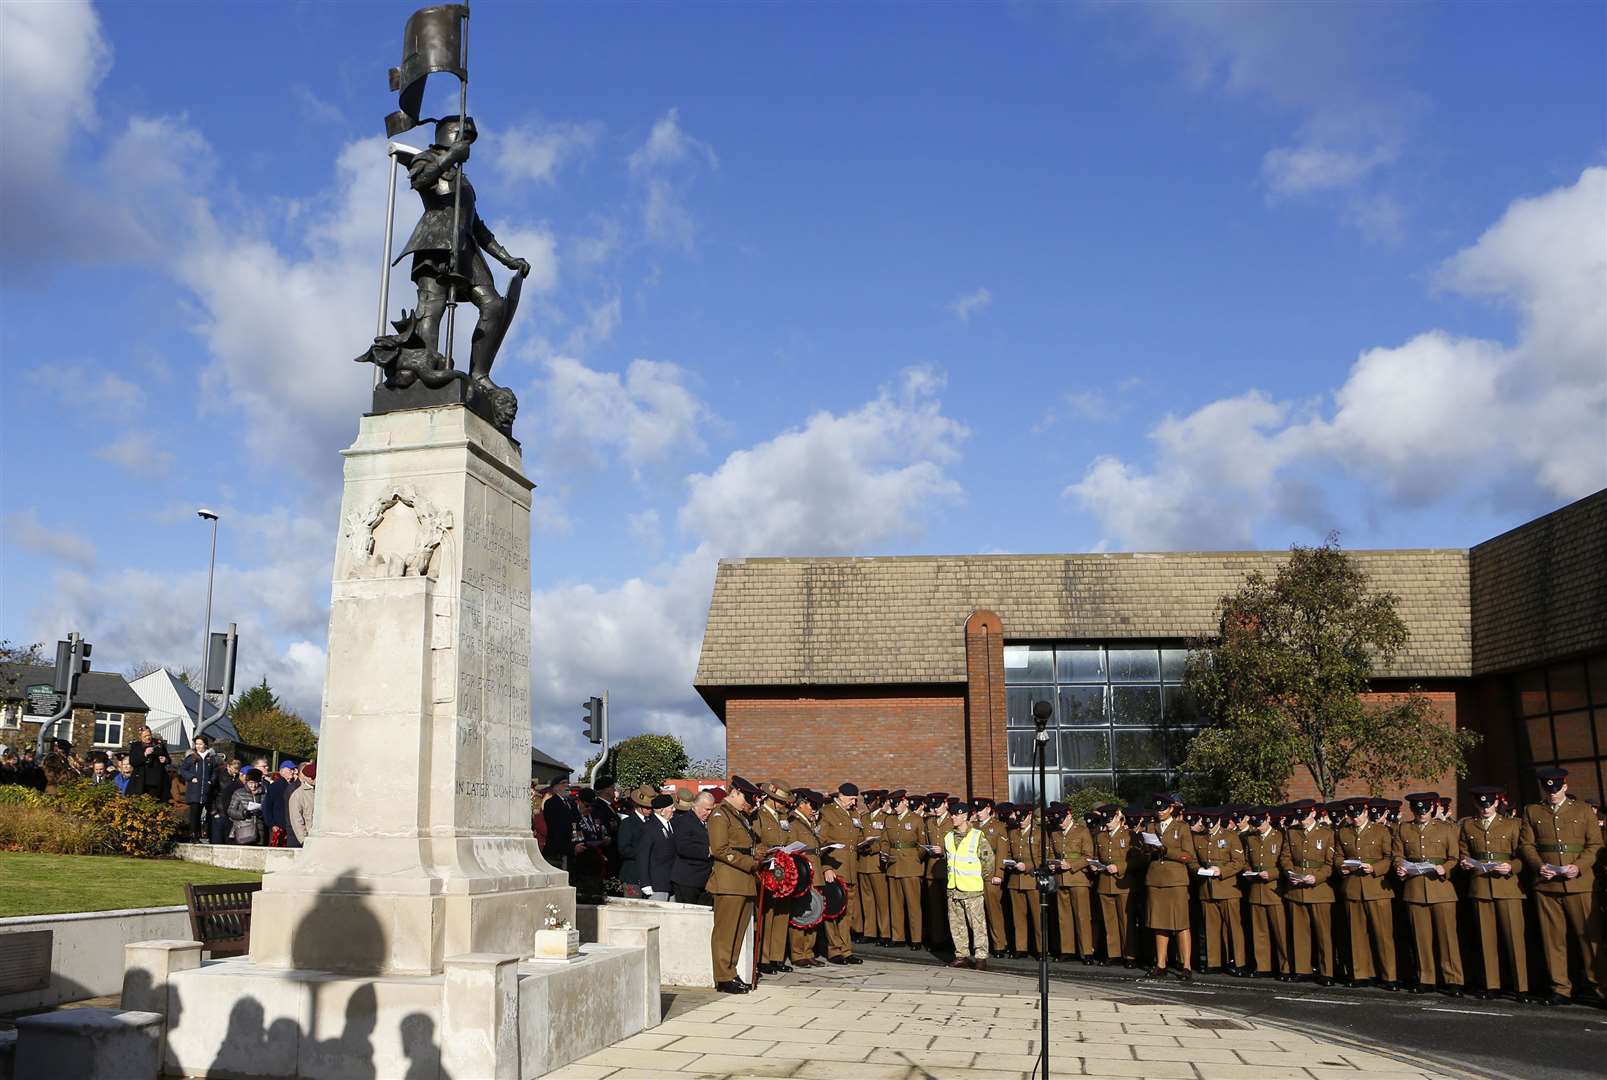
52 640 72 694
75 641 92 695
581 696 603 744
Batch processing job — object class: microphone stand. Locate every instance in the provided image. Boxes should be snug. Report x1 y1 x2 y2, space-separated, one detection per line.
1032 699 1055 1078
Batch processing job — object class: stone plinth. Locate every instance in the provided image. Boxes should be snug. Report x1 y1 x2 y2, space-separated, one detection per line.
578 899 751 988
249 405 571 977
14 1008 163 1080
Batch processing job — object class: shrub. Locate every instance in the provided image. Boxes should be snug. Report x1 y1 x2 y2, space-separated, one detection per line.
0 805 109 855
31 781 183 858
0 785 49 809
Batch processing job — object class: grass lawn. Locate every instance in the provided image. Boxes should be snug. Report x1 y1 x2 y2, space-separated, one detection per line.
0 852 263 918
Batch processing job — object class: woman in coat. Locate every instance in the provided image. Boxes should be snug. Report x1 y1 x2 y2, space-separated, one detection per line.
177 735 218 842
227 768 268 846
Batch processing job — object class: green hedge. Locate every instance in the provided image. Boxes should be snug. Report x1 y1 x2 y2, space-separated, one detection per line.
0 780 183 857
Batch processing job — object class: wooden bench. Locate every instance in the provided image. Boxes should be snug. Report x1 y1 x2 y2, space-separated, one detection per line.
183 881 261 958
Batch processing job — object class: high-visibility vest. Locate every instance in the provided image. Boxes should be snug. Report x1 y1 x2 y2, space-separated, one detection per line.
945 828 984 892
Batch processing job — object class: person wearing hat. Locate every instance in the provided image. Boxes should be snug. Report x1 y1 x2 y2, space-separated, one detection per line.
643 793 678 900
857 790 892 946
755 782 797 973
884 790 926 950
1002 803 1046 958
1393 792 1464 995
818 784 864 964
1278 799 1337 984
922 795 955 951
1518 766 1604 1005
1050 804 1097 963
615 784 658 899
1092 804 1141 967
1333 796 1398 990
286 761 317 847
1459 785 1528 1000
261 760 301 847
707 776 763 992
1193 807 1247 975
943 802 996 969
972 798 1011 957
1138 793 1193 979
1241 806 1292 980
788 791 829 967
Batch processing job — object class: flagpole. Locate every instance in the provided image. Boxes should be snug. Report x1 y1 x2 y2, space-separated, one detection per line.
444 1 469 366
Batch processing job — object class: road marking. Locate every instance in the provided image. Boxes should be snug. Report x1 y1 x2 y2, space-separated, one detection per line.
1144 986 1216 995
1273 996 1360 1005
1420 1006 1514 1016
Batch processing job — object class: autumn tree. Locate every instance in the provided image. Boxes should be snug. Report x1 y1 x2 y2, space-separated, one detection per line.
230 679 316 761
584 733 691 791
1181 538 1478 803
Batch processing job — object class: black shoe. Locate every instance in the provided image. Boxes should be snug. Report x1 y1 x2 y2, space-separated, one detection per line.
1250 969 1271 978
1314 975 1333 987
909 942 924 952
1441 984 1463 998
1541 993 1570 1007
716 980 749 994
733 976 752 990
829 956 851 965
1141 966 1167 979
1179 968 1194 983
1199 965 1220 975
1410 984 1436 995
1379 981 1400 992
758 962 776 975
844 955 863 964
974 959 989 971
947 957 971 968
1276 972 1296 983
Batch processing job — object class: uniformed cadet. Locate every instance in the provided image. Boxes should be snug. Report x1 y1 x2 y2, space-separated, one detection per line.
885 789 926 948
788 791 827 967
754 782 795 974
817 783 864 965
1051 804 1097 962
1518 766 1604 1006
1458 785 1527 1000
1139 793 1194 980
1005 804 1045 957
944 802 995 969
1279 799 1337 984
924 794 954 950
1092 803 1141 967
1394 791 1464 995
856 790 891 944
1193 807 1247 974
975 798 1012 956
1336 796 1398 990
1241 806 1292 979
707 776 763 993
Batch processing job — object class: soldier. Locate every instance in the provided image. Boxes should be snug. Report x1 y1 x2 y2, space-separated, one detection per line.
1395 791 1464 996
1335 796 1398 990
944 802 996 969
1194 807 1247 974
885 790 926 949
1459 785 1527 1000
817 783 864 965
1050 804 1097 963
754 782 796 974
924 794 953 950
1241 806 1292 980
1139 793 1194 980
1004 803 1045 958
1518 766 1604 1006
1279 799 1337 985
707 776 763 993
858 789 892 945
975 798 1012 957
1092 803 1141 967
789 791 827 968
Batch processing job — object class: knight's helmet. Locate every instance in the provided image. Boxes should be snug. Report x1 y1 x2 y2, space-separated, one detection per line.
434 114 478 148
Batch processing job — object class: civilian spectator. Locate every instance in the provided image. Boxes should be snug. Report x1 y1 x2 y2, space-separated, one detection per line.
591 777 622 870
178 735 220 842
87 753 113 785
0 749 19 786
127 725 172 800
114 756 136 794
228 768 267 845
15 748 47 792
539 775 579 870
262 760 300 847
617 785 656 898
288 762 317 845
647 794 677 900
672 791 715 905
211 759 243 843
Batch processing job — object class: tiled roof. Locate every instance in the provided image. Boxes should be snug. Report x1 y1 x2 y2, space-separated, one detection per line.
1470 490 1607 675
695 549 1472 694
0 664 149 713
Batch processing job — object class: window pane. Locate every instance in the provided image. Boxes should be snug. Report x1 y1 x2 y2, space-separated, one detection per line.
1516 670 1548 716
1056 646 1106 684
1548 663 1589 712
1058 685 1107 727
1114 729 1166 770
1165 727 1200 770
1060 729 1111 771
1561 764 1602 804
1009 730 1056 769
1008 687 1054 728
1526 716 1554 762
1111 686 1162 727
1004 645 1055 685
1009 771 1060 804
1108 648 1160 683
1589 654 1607 705
1554 711 1594 759
1595 708 1607 756
1160 649 1189 683
1062 772 1113 796
1114 772 1165 802
1163 686 1202 725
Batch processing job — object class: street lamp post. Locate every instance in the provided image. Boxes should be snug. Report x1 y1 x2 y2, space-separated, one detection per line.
196 509 220 737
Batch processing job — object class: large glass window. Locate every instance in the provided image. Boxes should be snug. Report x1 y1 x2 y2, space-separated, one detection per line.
94 711 124 747
1003 642 1202 800
1514 654 1606 806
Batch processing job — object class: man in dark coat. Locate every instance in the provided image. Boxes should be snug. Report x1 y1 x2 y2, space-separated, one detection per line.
127 726 172 800
616 785 657 898
540 775 579 870
646 794 678 899
261 761 301 846
672 789 715 906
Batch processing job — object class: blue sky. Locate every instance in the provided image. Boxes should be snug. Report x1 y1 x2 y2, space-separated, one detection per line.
2 1 1604 770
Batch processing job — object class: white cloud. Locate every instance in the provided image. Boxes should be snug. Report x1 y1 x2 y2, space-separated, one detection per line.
627 108 717 174
947 287 993 323
628 509 664 553
1066 167 1607 549
32 366 144 413
1262 144 1392 197
3 510 97 570
2 0 109 180
490 120 601 186
291 84 344 127
538 357 710 472
96 430 176 478
628 109 715 251
485 223 560 294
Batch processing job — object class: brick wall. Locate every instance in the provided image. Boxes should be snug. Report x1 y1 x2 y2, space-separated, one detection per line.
1281 685 1461 804
8 707 126 760
964 610 1008 801
725 689 968 793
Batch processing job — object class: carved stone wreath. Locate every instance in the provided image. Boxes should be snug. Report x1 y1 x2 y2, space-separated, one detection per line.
342 485 453 578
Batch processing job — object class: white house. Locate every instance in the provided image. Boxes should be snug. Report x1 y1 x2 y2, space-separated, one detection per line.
128 668 240 747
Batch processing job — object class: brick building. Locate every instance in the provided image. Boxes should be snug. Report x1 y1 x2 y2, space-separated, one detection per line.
0 664 151 760
694 490 1606 808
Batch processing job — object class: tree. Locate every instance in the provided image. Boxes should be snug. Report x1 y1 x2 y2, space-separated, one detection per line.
232 678 279 715
585 733 690 791
1181 537 1479 803
0 640 47 666
232 705 318 761
687 755 726 778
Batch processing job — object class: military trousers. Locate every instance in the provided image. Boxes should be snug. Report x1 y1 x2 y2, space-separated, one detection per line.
710 894 754 984
1345 897 1397 982
1249 899 1291 974
1009 888 1042 955
863 873 891 940
1201 896 1245 969
948 888 989 959
789 921 819 961
984 880 1009 952
762 896 791 963
1288 901 1334 977
1099 890 1136 961
824 909 853 958
1055 886 1095 958
1473 897 1527 994
889 876 923 944
1405 901 1463 988
1533 889 1602 996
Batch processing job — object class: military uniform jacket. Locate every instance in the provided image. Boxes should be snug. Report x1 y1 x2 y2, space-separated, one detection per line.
1142 817 1193 889
887 811 925 878
1458 815 1523 900
1241 830 1285 906
756 803 789 853
1394 820 1459 904
1519 799 1603 894
981 818 1011 883
925 815 952 880
1192 828 1245 900
1053 823 1094 889
858 810 887 874
1007 825 1042 892
791 811 824 878
1336 822 1394 901
817 802 860 884
1093 827 1140 894
1278 825 1336 903
706 803 759 896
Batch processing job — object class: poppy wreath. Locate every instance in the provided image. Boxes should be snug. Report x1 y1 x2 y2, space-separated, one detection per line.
758 849 801 897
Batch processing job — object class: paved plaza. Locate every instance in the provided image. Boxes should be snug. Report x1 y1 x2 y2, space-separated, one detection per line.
546 960 1462 1080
